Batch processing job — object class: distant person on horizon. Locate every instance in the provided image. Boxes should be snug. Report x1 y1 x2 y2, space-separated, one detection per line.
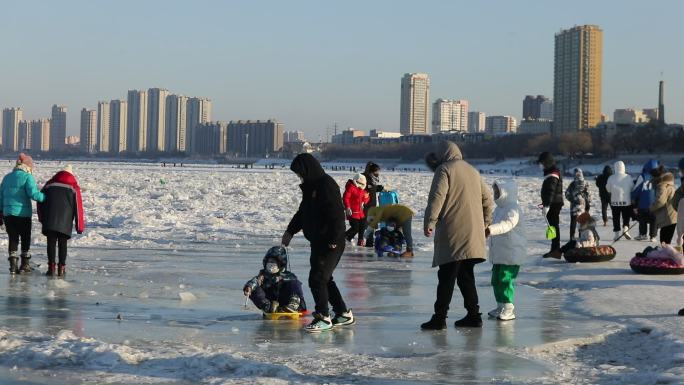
632 160 660 242
0 153 45 274
37 165 85 277
606 161 635 241
538 152 563 259
669 158 684 247
362 162 383 248
281 154 354 332
565 168 590 241
421 141 493 330
342 173 370 246
595 165 613 226
649 164 677 244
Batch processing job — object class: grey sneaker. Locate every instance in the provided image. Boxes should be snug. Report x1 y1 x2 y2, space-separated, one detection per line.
332 309 355 327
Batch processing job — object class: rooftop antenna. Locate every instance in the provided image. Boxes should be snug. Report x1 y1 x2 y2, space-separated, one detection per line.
333 121 338 136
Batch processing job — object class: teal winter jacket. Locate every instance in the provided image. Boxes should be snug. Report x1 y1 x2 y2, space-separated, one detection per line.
0 168 45 217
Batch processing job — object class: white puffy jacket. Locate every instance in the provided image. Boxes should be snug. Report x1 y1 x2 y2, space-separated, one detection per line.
488 179 527 265
606 161 635 206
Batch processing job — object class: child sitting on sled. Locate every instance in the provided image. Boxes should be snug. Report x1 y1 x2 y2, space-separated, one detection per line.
560 212 600 254
243 246 306 313
375 218 405 256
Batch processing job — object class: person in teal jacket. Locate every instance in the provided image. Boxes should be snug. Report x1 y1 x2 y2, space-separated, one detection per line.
0 153 45 274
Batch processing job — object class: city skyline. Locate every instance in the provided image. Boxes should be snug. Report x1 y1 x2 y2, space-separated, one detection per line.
1 1 683 140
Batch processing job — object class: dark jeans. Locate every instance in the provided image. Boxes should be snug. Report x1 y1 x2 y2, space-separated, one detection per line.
610 205 631 232
4 216 32 254
569 215 578 240
547 203 562 252
638 209 657 238
434 259 481 318
660 224 677 244
600 200 609 224
402 218 414 250
249 280 306 312
345 218 366 242
46 231 68 265
309 242 347 317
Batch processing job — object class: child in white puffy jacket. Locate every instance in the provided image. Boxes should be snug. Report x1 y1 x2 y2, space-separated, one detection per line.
485 179 526 321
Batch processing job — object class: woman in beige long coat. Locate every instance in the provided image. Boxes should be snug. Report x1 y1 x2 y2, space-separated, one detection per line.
649 164 678 244
421 141 493 330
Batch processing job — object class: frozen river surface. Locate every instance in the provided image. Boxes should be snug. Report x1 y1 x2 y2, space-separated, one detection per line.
0 161 681 384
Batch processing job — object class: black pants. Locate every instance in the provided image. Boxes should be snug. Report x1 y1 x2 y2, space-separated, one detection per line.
610 205 631 232
547 203 562 252
309 242 347 317
600 200 609 224
249 280 306 312
638 209 657 238
660 224 677 244
4 216 32 254
434 259 480 318
46 231 68 265
345 218 366 242
569 215 578 240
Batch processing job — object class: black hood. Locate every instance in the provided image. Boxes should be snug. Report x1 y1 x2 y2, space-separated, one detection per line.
602 165 613 177
290 153 325 182
537 152 555 169
364 161 380 175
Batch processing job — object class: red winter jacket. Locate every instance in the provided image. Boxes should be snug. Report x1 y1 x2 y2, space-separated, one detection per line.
343 180 370 220
37 171 85 238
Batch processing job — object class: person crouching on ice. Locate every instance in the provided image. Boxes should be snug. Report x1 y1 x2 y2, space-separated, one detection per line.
37 165 85 277
243 246 306 313
485 180 526 321
376 218 405 255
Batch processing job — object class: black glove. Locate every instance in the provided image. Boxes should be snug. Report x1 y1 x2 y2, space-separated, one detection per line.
376 185 384 192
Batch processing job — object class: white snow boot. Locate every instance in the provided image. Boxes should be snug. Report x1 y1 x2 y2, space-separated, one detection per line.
488 303 503 318
498 303 515 321
623 226 632 240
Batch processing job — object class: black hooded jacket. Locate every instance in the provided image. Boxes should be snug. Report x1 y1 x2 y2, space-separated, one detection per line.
595 165 613 202
286 154 346 246
362 162 384 208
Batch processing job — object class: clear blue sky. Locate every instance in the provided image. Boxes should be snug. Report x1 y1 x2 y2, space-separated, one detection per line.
1 0 682 139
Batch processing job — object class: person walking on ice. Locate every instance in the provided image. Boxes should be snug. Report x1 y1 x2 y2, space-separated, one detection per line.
537 152 563 259
342 173 370 246
606 161 635 241
0 153 45 274
485 179 526 321
421 141 493 330
37 165 85 277
281 154 354 332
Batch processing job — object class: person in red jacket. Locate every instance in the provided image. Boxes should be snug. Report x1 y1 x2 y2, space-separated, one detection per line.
37 165 85 277
343 173 370 246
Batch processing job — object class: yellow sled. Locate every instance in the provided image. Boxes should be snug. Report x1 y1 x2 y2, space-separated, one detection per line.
262 310 308 320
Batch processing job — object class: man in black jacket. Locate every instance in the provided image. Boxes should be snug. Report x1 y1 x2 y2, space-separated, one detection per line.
595 165 613 226
362 162 383 247
538 152 564 259
281 154 354 332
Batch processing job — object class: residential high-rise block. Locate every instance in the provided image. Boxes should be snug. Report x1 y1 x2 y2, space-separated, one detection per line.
485 115 517 134
80 108 97 154
187 97 212 153
193 122 227 155
126 90 147 152
147 88 169 152
227 120 284 157
30 119 50 152
468 111 486 133
110 100 127 153
2 107 23 151
18 120 31 150
400 73 430 135
50 105 67 151
97 101 111 152
284 131 305 143
553 25 603 134
165 94 188 152
432 99 468 133
523 95 552 120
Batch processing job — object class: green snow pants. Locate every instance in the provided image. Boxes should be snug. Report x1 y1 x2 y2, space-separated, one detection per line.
491 264 520 304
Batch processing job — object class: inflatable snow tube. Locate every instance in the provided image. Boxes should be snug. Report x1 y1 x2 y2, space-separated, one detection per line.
564 245 616 263
629 255 684 275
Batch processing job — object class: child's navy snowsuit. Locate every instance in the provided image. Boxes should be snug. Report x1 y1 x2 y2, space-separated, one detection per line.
245 270 306 312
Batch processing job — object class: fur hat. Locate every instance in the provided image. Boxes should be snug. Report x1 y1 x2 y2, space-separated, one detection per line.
353 173 367 189
16 153 34 169
577 212 592 225
63 164 73 174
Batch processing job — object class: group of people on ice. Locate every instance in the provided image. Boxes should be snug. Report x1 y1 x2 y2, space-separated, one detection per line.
0 154 84 278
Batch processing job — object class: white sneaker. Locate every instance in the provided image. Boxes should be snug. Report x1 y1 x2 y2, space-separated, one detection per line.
623 227 632 240
498 303 515 321
613 231 621 241
488 303 503 318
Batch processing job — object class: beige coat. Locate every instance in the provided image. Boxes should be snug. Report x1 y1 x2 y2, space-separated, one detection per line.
650 172 677 228
424 141 494 267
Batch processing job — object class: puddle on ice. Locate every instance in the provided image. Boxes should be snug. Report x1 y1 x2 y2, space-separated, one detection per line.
0 239 613 384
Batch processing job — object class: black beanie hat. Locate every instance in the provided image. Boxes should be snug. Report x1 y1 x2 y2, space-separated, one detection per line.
537 152 555 169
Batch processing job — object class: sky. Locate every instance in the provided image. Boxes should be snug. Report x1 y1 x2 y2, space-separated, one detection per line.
1 0 682 139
